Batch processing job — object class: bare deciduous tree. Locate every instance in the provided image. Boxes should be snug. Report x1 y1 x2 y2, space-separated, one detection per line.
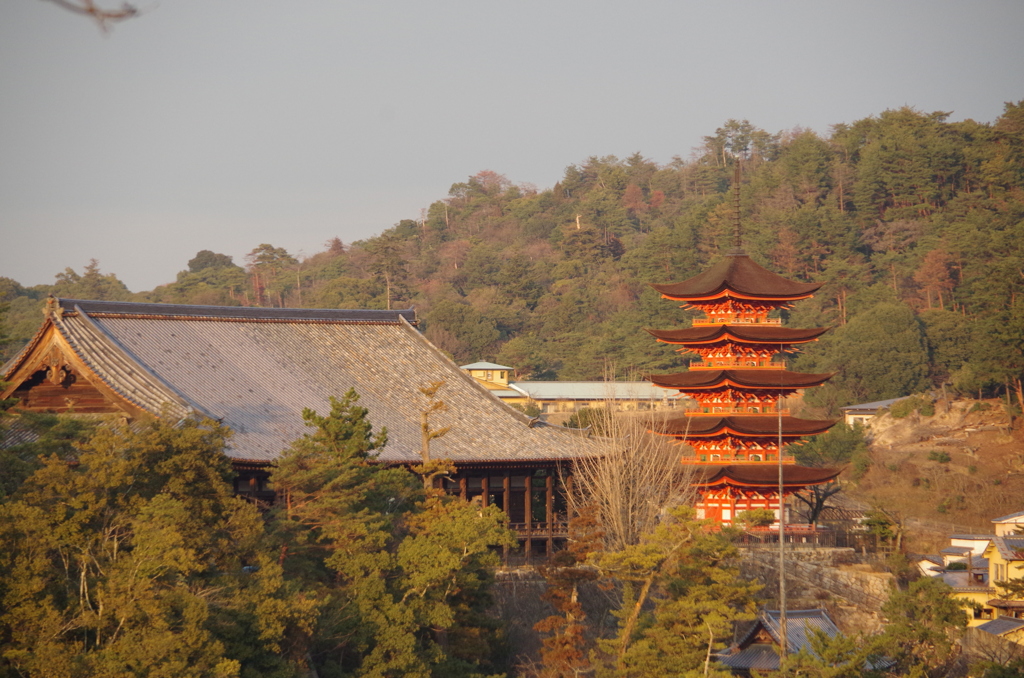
567 405 695 551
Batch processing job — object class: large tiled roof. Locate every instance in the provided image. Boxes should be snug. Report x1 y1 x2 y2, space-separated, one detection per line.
8 299 591 464
651 253 822 301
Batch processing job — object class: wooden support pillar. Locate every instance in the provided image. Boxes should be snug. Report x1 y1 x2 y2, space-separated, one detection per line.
546 474 554 555
525 477 533 561
459 476 467 501
502 474 511 562
565 473 575 519
481 476 489 508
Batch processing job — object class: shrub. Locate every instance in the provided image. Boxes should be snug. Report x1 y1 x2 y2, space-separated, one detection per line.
969 401 991 413
946 562 968 570
928 450 951 463
852 452 872 479
735 508 776 528
890 394 935 419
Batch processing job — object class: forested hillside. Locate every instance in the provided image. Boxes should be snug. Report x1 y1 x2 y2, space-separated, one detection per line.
4 104 1024 415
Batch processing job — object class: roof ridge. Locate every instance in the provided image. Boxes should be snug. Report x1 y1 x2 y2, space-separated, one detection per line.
59 298 417 324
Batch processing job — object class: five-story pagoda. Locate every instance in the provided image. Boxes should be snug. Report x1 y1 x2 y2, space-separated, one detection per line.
646 219 840 525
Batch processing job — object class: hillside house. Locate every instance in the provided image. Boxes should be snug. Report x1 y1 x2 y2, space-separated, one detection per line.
838 397 910 427
993 510 1024 536
460 362 684 424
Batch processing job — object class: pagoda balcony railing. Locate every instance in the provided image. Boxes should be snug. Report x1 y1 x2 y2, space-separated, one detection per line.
689 361 787 369
681 454 797 464
692 318 783 326
686 407 791 416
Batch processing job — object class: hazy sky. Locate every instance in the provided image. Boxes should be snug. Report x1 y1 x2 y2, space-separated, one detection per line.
2 1 1022 292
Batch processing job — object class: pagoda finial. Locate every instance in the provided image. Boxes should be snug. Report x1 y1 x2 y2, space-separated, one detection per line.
730 157 745 256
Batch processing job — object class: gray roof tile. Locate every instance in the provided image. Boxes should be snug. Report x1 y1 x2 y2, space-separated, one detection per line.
42 300 592 463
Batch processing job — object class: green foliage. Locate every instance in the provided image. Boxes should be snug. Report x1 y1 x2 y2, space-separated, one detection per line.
973 658 1024 678
877 576 967 674
927 450 951 463
592 507 759 677
734 508 775 528
565 407 609 433
271 389 514 677
0 411 96 500
0 417 299 677
800 302 930 411
188 250 237 273
793 422 867 468
890 394 935 419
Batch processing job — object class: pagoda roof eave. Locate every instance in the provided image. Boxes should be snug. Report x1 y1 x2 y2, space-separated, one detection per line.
649 369 834 391
650 254 822 301
694 464 842 488
646 325 830 345
653 415 837 438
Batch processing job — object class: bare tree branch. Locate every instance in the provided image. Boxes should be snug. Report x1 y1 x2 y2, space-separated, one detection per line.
42 0 139 31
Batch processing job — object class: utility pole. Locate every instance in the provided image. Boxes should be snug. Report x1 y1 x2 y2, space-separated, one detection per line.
777 344 788 660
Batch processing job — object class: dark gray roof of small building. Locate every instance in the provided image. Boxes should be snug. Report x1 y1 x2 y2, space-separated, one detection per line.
977 616 1024 636
7 299 593 464
719 609 841 671
994 536 1024 561
993 510 1024 523
839 397 909 414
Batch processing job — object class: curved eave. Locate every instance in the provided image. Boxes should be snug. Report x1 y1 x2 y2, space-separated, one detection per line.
649 254 823 302
646 326 829 345
696 464 842 488
649 370 834 391
653 415 837 438
654 288 817 303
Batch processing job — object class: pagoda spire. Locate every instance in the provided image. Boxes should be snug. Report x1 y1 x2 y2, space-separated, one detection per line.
732 158 744 254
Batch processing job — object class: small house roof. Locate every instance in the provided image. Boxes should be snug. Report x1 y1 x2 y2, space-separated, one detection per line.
977 616 1024 636
719 609 839 672
508 381 671 401
993 536 1024 561
992 510 1024 523
839 397 910 414
460 362 512 371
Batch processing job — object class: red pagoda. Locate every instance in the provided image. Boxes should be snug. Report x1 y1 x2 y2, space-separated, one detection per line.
646 241 840 525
